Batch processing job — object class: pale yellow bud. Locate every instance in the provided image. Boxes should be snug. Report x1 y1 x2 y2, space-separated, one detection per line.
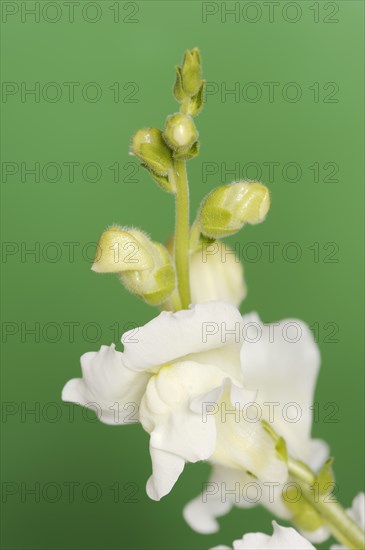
93 226 176 305
199 181 270 238
92 226 153 273
130 127 173 177
163 113 198 153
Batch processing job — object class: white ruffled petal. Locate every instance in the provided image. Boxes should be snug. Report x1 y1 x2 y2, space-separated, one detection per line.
62 344 149 425
241 313 326 466
232 521 315 549
140 361 227 464
184 463 291 535
184 465 241 534
122 301 243 372
146 447 185 501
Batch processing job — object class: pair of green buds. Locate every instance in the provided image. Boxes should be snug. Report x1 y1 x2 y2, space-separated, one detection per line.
92 180 269 306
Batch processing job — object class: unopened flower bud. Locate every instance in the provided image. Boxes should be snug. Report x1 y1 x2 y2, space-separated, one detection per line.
93 226 176 305
163 113 198 153
199 181 270 238
181 48 202 97
120 241 176 306
92 226 153 273
130 128 173 176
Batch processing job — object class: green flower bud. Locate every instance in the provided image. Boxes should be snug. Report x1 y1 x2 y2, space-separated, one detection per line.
199 181 270 238
92 226 154 273
93 226 176 305
163 113 198 153
181 48 202 97
120 241 176 306
130 128 173 176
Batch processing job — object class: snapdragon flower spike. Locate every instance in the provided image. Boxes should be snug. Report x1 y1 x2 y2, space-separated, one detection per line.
199 181 270 239
92 226 176 306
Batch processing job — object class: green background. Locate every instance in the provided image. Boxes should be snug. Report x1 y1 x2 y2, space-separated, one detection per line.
1 1 364 548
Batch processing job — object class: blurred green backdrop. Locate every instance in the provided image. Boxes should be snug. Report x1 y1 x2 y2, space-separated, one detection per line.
1 1 364 548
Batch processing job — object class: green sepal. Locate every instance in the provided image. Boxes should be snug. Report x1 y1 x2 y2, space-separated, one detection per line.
173 141 200 161
142 264 176 305
187 80 206 117
189 221 216 254
275 437 288 463
316 458 335 495
173 66 185 103
141 164 175 194
261 420 288 463
283 492 325 532
199 206 233 238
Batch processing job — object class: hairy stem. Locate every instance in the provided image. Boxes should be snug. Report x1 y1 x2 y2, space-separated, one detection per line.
172 159 191 309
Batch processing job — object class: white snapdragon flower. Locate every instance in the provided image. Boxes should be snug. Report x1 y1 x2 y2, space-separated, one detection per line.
211 521 315 550
62 301 326 508
183 312 329 541
330 493 365 550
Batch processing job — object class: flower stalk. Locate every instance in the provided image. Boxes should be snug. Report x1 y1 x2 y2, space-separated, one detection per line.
171 159 191 309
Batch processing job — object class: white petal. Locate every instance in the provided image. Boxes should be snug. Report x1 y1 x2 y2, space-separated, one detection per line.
146 447 185 501
306 439 330 471
184 464 290 535
241 313 326 465
62 344 149 425
183 465 240 534
349 492 365 529
122 301 243 372
140 361 227 463
232 521 315 549
300 526 330 544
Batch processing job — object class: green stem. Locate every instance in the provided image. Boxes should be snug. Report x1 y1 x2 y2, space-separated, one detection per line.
288 457 365 549
172 159 191 309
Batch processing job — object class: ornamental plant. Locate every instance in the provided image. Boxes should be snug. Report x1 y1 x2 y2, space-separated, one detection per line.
62 49 365 550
